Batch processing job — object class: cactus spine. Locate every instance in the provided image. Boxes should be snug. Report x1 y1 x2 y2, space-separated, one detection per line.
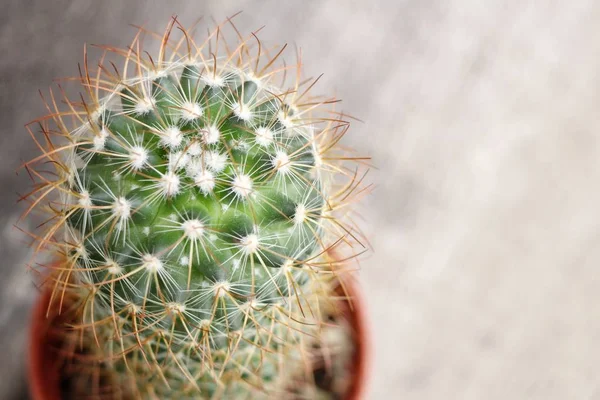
22 16 369 399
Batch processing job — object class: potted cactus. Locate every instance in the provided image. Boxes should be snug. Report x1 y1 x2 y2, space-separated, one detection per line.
21 16 370 400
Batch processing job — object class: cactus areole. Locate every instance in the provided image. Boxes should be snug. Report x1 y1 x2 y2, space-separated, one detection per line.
23 15 370 400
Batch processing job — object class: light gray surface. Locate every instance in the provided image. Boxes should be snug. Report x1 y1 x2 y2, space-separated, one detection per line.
2 1 600 399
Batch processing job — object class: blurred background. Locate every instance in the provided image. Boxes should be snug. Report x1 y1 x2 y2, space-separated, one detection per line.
3 0 600 398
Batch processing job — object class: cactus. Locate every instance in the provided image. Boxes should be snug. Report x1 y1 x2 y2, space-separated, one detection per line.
22 16 369 399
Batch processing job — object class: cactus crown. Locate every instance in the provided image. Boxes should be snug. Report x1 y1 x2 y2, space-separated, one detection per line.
22 16 369 399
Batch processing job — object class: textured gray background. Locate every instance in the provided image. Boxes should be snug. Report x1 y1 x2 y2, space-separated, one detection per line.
2 0 600 399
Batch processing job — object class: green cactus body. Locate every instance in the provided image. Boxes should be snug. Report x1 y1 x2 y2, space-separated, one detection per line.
24 17 368 399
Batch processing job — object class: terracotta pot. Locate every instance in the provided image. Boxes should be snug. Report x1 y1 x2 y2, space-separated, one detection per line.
336 276 370 400
28 290 63 400
28 280 370 400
